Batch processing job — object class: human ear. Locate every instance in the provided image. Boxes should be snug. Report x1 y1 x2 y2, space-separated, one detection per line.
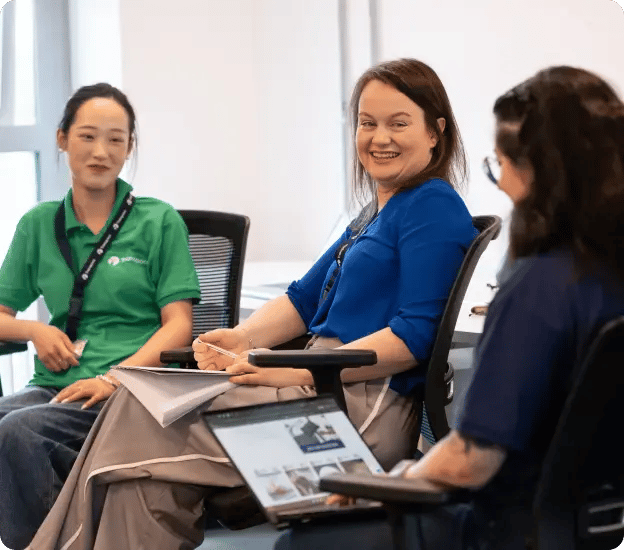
517 161 534 197
437 117 446 134
428 117 446 148
56 129 67 152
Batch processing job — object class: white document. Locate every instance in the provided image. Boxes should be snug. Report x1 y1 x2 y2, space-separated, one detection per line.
112 366 236 428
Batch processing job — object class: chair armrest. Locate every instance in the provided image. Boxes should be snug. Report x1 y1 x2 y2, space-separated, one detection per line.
160 346 195 367
319 473 449 506
0 341 28 357
160 334 314 369
247 349 376 367
247 349 376 412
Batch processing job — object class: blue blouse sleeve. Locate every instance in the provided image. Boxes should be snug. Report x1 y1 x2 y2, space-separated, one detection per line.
388 185 476 362
458 257 574 451
287 228 350 329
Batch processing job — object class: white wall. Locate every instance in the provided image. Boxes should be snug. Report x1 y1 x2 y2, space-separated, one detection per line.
119 0 344 261
68 0 123 89
70 0 624 268
378 0 624 288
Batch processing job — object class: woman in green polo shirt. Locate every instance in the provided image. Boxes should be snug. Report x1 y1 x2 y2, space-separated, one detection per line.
0 83 200 549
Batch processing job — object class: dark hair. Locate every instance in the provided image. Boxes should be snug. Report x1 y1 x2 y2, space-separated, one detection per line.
350 58 467 207
58 83 137 152
494 66 624 281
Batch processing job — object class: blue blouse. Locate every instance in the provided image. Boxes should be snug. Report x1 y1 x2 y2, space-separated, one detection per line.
287 178 476 395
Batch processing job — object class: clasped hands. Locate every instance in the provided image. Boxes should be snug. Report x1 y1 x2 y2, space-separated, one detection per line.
192 328 313 388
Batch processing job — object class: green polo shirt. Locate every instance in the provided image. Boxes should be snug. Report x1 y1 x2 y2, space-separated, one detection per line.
0 179 201 387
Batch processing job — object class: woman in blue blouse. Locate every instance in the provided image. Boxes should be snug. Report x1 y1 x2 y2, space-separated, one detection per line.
276 66 624 550
195 58 476 468
29 59 475 550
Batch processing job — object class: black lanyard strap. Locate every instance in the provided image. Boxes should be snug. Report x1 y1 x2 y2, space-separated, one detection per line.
319 203 377 303
54 192 135 340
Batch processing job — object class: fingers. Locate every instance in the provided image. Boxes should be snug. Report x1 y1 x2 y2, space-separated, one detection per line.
191 337 206 352
39 336 80 372
51 384 83 404
325 494 354 506
196 356 230 371
44 356 74 372
194 340 236 371
225 362 258 375
227 372 261 385
80 396 100 410
50 378 114 408
196 328 231 345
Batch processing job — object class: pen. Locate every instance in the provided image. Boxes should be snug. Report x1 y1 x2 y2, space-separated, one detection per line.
198 340 238 359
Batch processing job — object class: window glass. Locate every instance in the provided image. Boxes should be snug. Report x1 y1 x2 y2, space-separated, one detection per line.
14 0 35 125
0 150 38 395
0 7 4 113
0 151 37 260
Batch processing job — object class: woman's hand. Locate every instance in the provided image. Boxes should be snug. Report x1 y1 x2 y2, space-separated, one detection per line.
192 327 249 371
50 377 115 409
326 494 356 506
29 323 80 372
225 352 314 387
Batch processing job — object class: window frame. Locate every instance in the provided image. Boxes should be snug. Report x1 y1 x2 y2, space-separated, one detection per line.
0 0 71 202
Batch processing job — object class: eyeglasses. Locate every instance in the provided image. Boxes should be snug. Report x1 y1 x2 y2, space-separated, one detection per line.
483 155 501 185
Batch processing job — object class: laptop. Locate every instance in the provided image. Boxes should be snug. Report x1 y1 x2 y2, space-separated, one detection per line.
203 395 387 526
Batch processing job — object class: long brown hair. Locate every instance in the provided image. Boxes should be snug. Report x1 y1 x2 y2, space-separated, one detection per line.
350 58 467 207
494 66 624 281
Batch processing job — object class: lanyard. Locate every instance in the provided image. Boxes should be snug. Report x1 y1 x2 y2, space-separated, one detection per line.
54 192 135 340
319 203 378 303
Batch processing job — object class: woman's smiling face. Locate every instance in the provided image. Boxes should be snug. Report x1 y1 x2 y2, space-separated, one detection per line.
57 97 131 194
356 79 439 191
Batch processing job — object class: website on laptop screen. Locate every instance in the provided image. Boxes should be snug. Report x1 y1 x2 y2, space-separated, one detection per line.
206 397 384 510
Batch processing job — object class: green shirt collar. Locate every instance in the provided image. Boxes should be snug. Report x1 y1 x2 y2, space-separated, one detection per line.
63 179 134 234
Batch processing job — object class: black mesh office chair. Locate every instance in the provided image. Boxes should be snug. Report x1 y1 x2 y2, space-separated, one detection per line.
0 210 249 395
419 215 502 445
205 215 501 530
254 215 502 454
161 210 250 367
320 316 624 550
0 343 27 397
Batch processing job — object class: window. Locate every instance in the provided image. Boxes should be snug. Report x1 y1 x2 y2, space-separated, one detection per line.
0 0 71 394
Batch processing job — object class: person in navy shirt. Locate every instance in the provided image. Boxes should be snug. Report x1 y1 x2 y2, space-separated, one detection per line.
276 66 624 549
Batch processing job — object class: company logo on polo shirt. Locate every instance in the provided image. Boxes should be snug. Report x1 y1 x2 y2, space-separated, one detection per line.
107 256 147 266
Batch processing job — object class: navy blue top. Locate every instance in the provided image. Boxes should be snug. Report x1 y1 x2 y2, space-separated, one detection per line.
287 178 476 395
459 249 624 531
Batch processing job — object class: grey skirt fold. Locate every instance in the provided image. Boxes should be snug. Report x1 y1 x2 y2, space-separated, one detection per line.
28 385 313 550
29 349 418 549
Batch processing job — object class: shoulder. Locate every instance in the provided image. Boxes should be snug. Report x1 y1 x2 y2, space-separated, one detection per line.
390 178 469 216
384 178 473 233
130 196 186 227
488 251 577 324
13 201 61 233
497 250 576 297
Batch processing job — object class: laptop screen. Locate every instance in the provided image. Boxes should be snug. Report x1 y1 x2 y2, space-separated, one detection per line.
204 396 384 511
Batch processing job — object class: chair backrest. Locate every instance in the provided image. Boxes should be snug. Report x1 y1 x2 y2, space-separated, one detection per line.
532 316 624 550
421 214 502 443
178 210 250 336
